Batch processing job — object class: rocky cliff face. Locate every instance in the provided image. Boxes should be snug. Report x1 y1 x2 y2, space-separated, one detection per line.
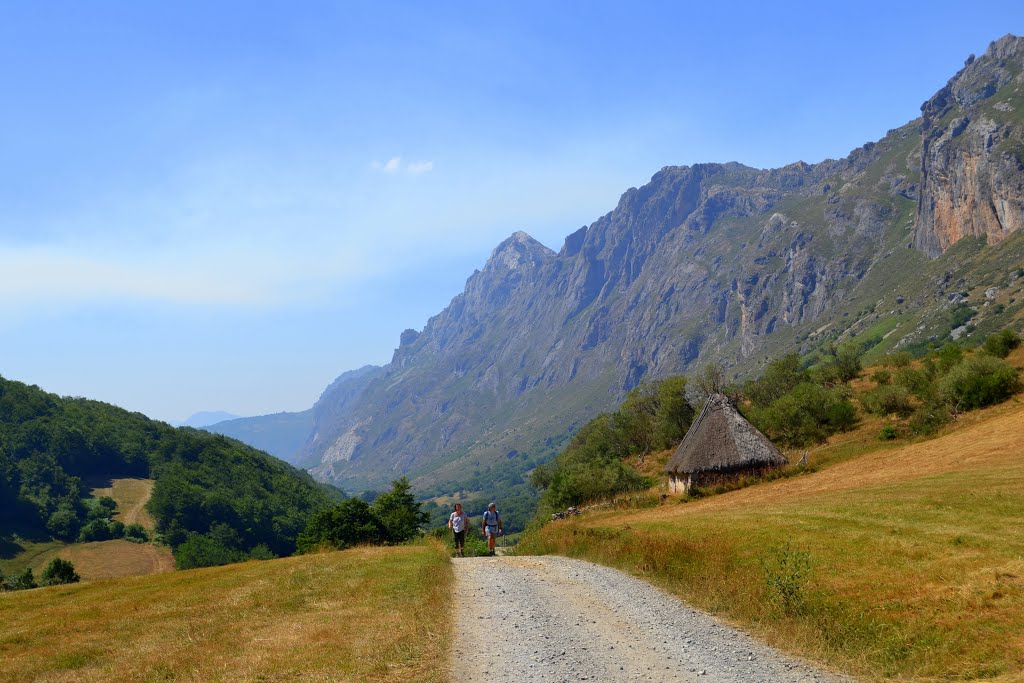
916 34 1024 256
297 36 1024 495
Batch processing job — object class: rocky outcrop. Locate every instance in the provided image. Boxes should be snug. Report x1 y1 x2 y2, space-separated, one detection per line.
915 34 1024 256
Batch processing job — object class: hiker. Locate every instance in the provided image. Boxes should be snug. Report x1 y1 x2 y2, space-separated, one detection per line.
448 503 468 557
481 502 502 556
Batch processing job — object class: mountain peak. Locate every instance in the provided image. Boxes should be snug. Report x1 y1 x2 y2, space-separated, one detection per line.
484 231 556 272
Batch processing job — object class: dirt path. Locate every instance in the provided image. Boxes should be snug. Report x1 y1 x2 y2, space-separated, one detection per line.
450 556 849 683
90 478 157 530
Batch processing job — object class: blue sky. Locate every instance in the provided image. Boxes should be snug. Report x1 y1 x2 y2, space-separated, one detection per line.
1 1 1022 422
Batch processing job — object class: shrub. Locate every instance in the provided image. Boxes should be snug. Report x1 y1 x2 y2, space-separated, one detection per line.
861 384 915 417
246 544 277 561
123 523 149 543
939 355 1021 411
10 568 37 590
41 558 80 586
885 352 913 368
983 329 1021 359
870 369 892 386
935 343 964 373
908 401 952 435
893 367 935 399
173 534 245 569
746 354 808 407
878 424 901 441
748 383 857 448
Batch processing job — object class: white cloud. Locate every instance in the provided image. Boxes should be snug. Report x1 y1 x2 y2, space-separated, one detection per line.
371 156 402 173
370 157 433 175
406 160 434 175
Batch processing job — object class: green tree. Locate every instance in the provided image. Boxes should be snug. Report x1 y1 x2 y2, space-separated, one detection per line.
11 567 37 590
939 355 1020 411
745 354 808 407
296 498 387 552
172 534 244 569
653 376 694 446
373 477 429 543
41 558 80 586
983 329 1021 359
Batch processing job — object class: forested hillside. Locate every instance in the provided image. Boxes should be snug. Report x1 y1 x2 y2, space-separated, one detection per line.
0 376 339 561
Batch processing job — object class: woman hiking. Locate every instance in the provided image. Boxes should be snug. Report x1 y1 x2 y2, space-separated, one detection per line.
481 502 503 556
448 503 468 557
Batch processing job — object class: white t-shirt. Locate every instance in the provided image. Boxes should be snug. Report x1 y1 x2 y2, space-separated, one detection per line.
449 511 467 533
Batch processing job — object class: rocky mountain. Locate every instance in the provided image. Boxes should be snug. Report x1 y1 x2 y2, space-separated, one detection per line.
242 36 1024 501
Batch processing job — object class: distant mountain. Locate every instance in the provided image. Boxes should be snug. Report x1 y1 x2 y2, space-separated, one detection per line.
303 36 1024 502
173 411 240 428
204 410 314 466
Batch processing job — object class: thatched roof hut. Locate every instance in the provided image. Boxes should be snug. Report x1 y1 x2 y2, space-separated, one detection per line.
665 393 787 493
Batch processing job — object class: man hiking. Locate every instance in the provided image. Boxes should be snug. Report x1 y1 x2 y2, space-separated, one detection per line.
448 503 468 557
481 502 503 556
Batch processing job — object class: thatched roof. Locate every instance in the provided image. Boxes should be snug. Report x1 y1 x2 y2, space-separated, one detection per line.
665 394 787 475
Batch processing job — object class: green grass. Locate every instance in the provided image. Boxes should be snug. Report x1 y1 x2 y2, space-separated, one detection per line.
0 541 452 683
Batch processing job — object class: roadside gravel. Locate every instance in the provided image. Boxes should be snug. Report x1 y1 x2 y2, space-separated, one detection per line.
450 556 851 683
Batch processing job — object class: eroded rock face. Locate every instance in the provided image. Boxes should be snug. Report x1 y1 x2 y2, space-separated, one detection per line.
916 34 1024 256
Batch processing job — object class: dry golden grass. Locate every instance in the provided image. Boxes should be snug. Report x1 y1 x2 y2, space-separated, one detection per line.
522 396 1024 681
0 542 452 683
40 540 175 580
89 478 158 530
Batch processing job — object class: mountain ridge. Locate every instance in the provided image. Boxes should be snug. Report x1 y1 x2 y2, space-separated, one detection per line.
237 35 1024 500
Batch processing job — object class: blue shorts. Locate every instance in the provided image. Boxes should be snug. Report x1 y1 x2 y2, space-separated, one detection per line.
485 526 500 538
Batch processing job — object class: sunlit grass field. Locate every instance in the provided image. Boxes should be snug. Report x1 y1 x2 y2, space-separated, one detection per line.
521 393 1024 682
0 542 452 683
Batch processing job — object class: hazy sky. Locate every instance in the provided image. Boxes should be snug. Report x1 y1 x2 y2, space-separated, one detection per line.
2 1 1022 422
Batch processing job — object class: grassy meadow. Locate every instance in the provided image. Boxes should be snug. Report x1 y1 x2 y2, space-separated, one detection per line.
0 478 173 581
0 542 452 683
520 392 1024 681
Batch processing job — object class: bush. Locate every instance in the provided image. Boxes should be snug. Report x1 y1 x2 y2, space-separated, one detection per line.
10 567 37 590
123 523 149 543
748 383 857 448
41 558 80 586
885 352 913 368
861 384 915 417
983 329 1021 359
939 355 1021 411
893 367 934 400
173 534 245 569
935 343 964 373
908 401 952 435
870 369 892 386
878 424 901 441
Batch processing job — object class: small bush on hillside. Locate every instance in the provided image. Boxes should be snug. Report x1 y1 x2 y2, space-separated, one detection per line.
747 383 857 448
46 505 81 541
870 369 892 386
10 568 37 590
41 558 80 586
893 367 934 399
77 518 125 543
885 352 913 368
861 384 915 417
173 534 245 569
908 401 952 436
811 344 863 386
123 523 149 543
983 329 1021 359
939 355 1021 411
935 343 964 373
745 354 809 407
246 544 277 561
878 424 901 441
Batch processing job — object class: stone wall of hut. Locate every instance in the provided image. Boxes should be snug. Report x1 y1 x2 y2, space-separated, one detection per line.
668 466 777 494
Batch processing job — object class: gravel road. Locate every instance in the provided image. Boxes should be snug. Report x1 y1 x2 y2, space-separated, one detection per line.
450 556 850 683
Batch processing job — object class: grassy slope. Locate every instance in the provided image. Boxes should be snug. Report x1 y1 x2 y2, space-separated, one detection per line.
0 478 173 580
521 354 1024 681
0 542 452 683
